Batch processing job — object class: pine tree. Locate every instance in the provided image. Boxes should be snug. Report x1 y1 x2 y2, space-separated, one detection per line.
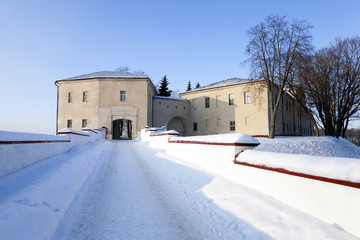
158 75 172 97
186 81 192 91
195 82 200 88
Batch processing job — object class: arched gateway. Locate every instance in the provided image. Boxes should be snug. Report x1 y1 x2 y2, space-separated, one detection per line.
112 119 132 140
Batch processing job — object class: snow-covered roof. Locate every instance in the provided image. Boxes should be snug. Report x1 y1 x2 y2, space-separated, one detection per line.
58 70 149 81
182 78 262 94
153 96 189 102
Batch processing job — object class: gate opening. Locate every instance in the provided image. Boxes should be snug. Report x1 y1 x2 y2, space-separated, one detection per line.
112 119 132 140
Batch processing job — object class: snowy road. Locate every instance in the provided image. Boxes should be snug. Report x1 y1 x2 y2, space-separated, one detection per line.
53 141 207 239
51 140 358 240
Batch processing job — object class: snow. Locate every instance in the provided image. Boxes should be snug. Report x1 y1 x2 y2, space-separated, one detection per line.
237 150 360 182
57 128 90 136
153 95 189 102
59 70 148 81
0 130 69 142
183 78 255 93
255 136 360 158
170 133 260 144
0 135 359 239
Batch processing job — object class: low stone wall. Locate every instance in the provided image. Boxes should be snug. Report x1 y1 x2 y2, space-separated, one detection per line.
0 128 106 178
140 128 360 238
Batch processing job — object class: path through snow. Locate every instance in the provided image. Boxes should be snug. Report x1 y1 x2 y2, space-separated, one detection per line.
52 141 357 240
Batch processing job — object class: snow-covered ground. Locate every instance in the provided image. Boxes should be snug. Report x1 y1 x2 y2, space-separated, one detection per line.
255 136 360 158
0 139 358 239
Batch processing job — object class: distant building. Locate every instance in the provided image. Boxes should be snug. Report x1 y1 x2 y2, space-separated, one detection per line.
55 71 314 139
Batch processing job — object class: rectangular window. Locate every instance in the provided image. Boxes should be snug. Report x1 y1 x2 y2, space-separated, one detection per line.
67 119 72 128
193 122 198 131
216 95 220 107
229 94 234 105
83 91 88 102
205 119 209 127
120 90 126 101
244 92 251 104
230 121 235 131
68 92 73 103
205 97 210 108
217 118 221 126
245 117 250 126
82 119 87 128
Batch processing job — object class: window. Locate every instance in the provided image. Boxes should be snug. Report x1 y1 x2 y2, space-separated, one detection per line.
245 117 250 126
120 90 126 101
217 118 221 126
230 121 235 131
244 92 251 104
67 119 72 128
229 94 234 105
83 91 88 102
68 92 73 103
82 119 87 128
216 95 220 107
205 97 210 108
193 122 198 131
205 119 209 127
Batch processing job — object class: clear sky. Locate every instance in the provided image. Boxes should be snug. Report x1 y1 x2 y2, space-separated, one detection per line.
1 0 360 134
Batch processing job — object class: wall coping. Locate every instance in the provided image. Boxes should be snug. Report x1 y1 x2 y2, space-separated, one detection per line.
0 140 71 144
168 139 260 147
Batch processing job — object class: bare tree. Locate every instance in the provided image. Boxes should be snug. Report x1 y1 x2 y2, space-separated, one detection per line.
299 37 360 137
114 65 130 72
246 15 313 138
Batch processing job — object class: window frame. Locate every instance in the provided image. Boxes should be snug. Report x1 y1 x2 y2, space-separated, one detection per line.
205 97 210 108
244 92 251 104
120 90 126 102
83 91 88 102
230 121 235 131
193 122 198 131
67 119 72 128
68 92 73 103
229 94 234 105
82 119 87 128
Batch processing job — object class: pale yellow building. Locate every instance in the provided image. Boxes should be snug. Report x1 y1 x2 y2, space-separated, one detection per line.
55 71 314 139
180 78 314 137
55 71 157 139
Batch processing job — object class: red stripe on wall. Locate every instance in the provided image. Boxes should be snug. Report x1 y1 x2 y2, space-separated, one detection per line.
168 140 259 147
0 140 71 144
234 161 360 189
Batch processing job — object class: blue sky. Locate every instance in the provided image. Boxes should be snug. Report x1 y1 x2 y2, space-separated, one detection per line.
1 0 360 134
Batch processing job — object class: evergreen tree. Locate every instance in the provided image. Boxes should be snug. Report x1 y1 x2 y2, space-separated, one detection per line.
195 82 200 88
186 81 192 91
158 75 172 97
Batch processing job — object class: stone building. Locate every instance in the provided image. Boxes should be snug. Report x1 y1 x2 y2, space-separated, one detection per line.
55 71 314 139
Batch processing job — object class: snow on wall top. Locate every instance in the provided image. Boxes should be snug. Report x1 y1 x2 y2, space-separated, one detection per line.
57 128 90 136
182 78 258 93
0 130 69 141
153 96 189 102
58 70 149 81
170 133 260 145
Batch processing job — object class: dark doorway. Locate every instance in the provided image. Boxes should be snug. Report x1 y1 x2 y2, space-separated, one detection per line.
112 119 132 140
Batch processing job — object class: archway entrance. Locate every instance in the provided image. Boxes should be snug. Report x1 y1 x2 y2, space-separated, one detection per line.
167 117 185 136
112 119 132 140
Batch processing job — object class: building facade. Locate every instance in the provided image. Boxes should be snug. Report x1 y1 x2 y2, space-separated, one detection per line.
55 71 314 139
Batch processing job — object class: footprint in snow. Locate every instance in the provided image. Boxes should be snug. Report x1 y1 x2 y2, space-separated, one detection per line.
15 198 37 207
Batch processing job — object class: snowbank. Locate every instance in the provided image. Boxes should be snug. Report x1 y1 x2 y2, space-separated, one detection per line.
236 150 360 183
255 136 360 158
0 128 106 178
0 141 111 240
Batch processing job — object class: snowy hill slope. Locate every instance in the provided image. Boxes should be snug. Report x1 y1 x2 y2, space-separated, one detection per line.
255 136 360 158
